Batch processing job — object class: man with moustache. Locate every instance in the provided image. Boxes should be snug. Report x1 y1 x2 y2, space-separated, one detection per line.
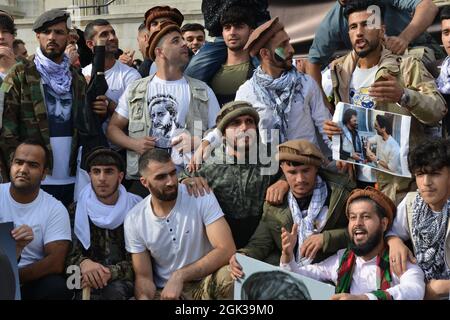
0 9 108 207
386 138 450 300
0 140 72 300
67 148 141 300
340 108 364 163
323 0 446 202
124 149 235 300
280 187 425 300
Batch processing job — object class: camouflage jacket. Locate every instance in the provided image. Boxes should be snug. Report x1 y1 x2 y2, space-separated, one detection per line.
239 168 356 265
180 143 281 248
0 55 87 176
66 217 134 282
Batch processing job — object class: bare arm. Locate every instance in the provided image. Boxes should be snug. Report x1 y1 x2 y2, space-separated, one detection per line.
305 60 334 114
131 250 156 300
399 0 438 45
161 217 236 299
19 240 70 284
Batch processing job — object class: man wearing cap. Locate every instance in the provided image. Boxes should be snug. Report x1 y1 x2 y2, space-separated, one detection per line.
322 0 446 203
196 17 332 160
280 187 425 300
228 139 355 293
141 5 184 76
386 138 450 300
0 9 108 207
107 18 220 197
67 148 141 300
180 101 286 250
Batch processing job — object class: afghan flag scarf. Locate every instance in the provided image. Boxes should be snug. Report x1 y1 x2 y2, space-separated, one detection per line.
335 247 393 300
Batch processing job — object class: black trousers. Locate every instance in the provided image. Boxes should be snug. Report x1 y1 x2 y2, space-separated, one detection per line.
21 274 73 300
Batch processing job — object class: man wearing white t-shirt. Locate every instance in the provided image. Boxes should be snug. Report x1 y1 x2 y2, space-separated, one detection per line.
83 19 141 116
124 149 235 300
366 114 401 174
107 20 220 197
0 140 72 300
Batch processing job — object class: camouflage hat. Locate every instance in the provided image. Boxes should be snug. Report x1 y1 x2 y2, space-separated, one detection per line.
147 20 181 61
216 101 259 134
33 9 71 33
277 139 325 167
144 6 184 30
346 187 397 230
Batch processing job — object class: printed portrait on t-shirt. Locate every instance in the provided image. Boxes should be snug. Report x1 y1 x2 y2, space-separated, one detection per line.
44 85 73 137
148 94 181 148
350 86 375 109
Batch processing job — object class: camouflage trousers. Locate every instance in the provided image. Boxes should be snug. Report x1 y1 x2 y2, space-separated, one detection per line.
155 265 234 300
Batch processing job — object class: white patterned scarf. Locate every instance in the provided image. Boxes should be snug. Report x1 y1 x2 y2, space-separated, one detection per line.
288 175 329 262
437 56 450 94
34 47 72 95
412 192 450 281
75 184 142 250
251 66 305 142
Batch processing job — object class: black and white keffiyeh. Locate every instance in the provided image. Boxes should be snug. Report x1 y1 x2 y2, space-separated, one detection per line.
412 192 450 281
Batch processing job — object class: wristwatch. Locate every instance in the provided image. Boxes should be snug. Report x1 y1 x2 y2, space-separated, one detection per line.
399 89 410 107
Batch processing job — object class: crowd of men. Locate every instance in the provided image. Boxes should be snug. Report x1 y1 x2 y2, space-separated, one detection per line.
0 0 449 300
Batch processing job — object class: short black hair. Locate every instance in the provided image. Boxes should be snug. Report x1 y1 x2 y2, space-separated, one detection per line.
84 19 111 40
12 139 51 169
441 5 450 21
0 14 16 36
12 39 24 50
375 114 392 135
220 5 256 29
86 148 125 173
138 149 172 175
241 271 311 300
138 22 147 33
408 138 450 174
181 23 205 35
343 108 358 125
343 0 385 22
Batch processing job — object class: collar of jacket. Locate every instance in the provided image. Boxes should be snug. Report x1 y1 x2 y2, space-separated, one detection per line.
330 46 402 103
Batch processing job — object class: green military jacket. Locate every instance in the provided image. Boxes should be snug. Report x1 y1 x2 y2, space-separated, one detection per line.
180 143 281 249
0 55 87 176
239 168 356 265
66 217 133 282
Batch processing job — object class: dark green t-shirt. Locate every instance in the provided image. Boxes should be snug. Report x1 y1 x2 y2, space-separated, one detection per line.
210 61 250 106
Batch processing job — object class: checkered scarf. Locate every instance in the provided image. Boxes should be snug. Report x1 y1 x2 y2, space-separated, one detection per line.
34 47 72 95
288 175 328 261
437 56 450 94
412 193 450 281
251 66 305 142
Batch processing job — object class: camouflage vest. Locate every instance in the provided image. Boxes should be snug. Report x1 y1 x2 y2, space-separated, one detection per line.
126 74 210 179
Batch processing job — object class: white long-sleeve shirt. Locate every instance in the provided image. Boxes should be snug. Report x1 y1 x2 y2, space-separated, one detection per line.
280 248 425 300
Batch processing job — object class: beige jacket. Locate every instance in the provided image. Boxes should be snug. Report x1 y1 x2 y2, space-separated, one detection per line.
330 47 447 201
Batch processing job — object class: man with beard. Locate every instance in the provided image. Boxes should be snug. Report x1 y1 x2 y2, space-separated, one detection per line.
82 19 141 117
0 9 108 207
67 148 141 300
386 139 450 300
124 149 235 300
0 140 72 300
280 187 425 300
180 101 285 250
340 108 364 163
196 17 332 161
305 0 442 94
323 0 446 202
366 115 401 173
107 18 220 197
209 6 257 106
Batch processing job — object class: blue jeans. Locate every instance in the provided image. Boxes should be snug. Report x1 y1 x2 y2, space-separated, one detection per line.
184 37 227 83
